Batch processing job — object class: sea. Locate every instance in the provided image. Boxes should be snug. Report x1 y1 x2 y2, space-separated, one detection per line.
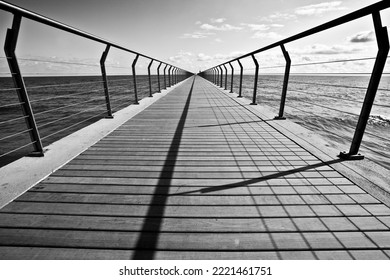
0 75 389 170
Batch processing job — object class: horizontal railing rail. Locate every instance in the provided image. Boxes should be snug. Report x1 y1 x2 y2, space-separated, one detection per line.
199 0 389 161
0 0 193 165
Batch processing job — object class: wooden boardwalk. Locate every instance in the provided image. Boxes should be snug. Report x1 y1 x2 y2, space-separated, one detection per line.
1 76 390 259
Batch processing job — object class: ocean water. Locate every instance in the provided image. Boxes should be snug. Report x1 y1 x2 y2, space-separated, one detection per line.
0 74 389 171
232 75 390 170
0 75 163 167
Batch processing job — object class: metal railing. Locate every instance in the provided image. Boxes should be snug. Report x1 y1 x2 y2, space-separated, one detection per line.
0 0 193 163
199 1 389 161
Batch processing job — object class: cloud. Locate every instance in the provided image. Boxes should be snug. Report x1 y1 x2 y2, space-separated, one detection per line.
297 44 363 55
196 51 246 62
168 51 194 63
180 31 214 39
200 23 242 31
197 53 213 61
214 38 223 43
211 18 226 23
241 23 283 31
195 21 202 25
295 1 347 16
251 31 283 40
260 12 297 22
348 31 375 43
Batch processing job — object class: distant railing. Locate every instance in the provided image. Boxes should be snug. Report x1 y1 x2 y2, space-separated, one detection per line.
0 0 192 163
199 1 389 161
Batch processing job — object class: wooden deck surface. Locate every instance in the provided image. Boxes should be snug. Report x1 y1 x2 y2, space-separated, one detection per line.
1 76 390 259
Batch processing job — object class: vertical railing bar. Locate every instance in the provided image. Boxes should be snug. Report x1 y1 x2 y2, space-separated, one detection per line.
131 54 139 104
4 13 44 156
157 62 162 92
163 64 168 89
147 59 153 97
219 65 223 87
251 54 259 105
339 11 389 160
229 62 234 93
223 64 228 90
275 44 291 120
237 59 243 98
100 44 113 118
168 65 172 87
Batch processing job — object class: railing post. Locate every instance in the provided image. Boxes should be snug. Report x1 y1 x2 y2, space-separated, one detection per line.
219 65 223 87
147 59 153 97
223 64 228 90
229 62 234 93
131 54 140 104
251 54 259 105
212 68 216 84
237 59 243 98
168 65 172 87
4 14 44 156
157 62 162 92
163 64 168 89
275 44 291 120
100 44 113 118
215 67 219 85
339 11 389 160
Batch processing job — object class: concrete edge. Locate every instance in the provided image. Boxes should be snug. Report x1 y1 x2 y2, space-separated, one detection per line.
0 79 190 209
208 80 390 206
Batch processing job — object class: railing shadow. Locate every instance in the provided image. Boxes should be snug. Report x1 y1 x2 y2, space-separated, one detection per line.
132 76 195 260
171 158 345 196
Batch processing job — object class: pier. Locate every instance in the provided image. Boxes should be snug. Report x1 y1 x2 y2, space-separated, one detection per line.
0 1 390 260
1 76 390 259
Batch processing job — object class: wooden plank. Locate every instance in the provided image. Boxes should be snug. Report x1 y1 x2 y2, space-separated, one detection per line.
0 213 267 232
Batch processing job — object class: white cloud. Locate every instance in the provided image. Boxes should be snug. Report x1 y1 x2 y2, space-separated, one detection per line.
195 21 202 25
214 38 223 43
180 31 214 39
348 31 375 43
168 51 194 63
295 1 347 16
251 31 283 40
211 18 226 23
296 44 363 55
200 23 243 31
260 12 297 22
241 23 284 31
197 53 213 61
196 51 246 62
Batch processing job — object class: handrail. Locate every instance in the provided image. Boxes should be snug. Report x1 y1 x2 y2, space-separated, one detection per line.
199 0 389 161
0 0 192 163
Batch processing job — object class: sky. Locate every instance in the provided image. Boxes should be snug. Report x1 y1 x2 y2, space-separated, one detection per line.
0 0 389 75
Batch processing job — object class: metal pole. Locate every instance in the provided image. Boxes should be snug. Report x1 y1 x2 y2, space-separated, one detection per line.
157 62 162 92
168 65 172 87
237 59 243 98
223 64 228 90
219 65 223 87
251 54 259 105
131 54 139 104
339 11 389 160
163 64 168 89
275 44 291 120
100 44 113 118
4 14 44 156
147 59 153 97
229 62 234 93
215 67 219 85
